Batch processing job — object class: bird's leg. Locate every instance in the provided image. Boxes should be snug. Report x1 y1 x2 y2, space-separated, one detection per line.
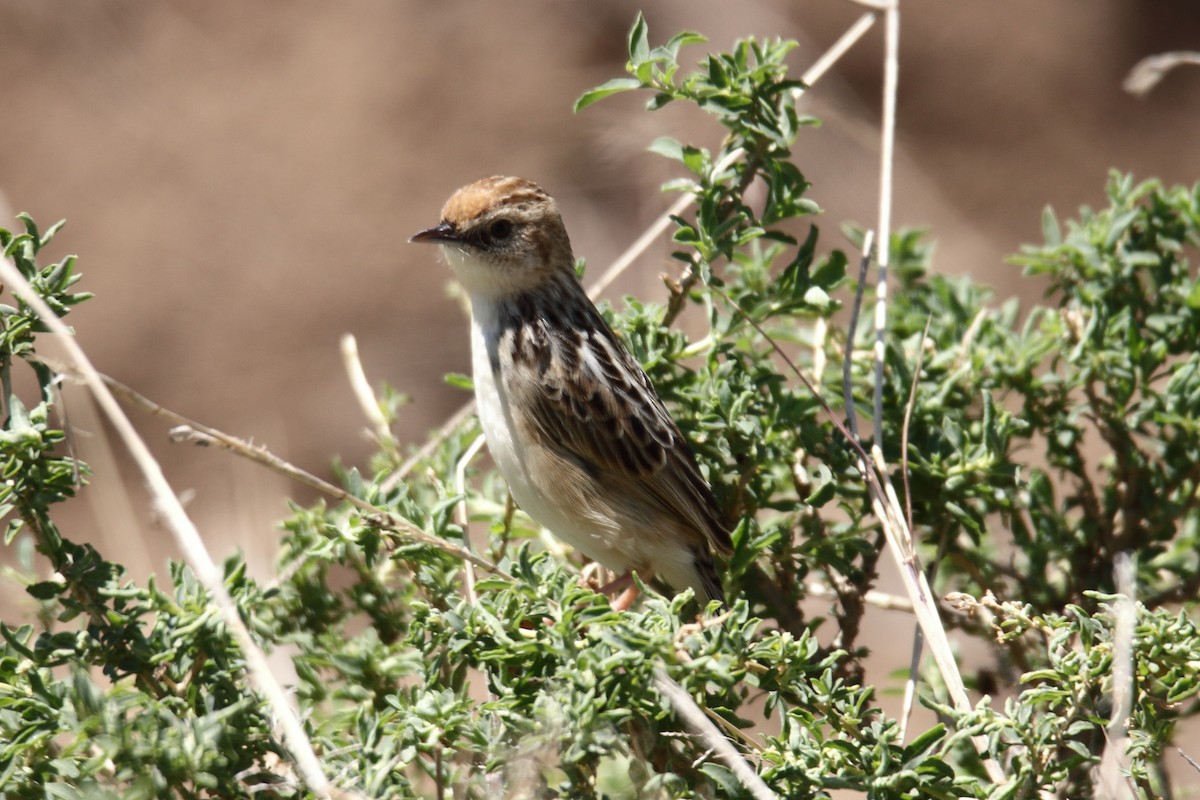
597 570 653 612
610 583 640 612
580 561 609 591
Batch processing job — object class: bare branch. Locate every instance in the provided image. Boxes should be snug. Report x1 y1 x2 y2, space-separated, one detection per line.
56 366 506 579
1097 553 1137 800
340 333 395 448
1124 51 1200 97
0 255 351 800
455 434 488 606
653 669 778 800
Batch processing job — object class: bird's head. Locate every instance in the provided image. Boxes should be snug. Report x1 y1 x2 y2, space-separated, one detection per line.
410 176 575 299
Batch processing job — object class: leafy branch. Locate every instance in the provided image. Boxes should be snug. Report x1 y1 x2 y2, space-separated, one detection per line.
2 11 1199 800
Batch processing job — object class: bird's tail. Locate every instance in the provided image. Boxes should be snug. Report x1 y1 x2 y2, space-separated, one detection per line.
692 546 726 610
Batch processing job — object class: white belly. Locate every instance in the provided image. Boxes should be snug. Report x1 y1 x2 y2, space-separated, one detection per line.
468 309 632 572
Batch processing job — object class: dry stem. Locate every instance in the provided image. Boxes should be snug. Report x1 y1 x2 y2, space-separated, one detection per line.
0 257 351 800
61 366 506 579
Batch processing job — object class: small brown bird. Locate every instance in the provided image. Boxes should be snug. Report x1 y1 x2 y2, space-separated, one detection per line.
411 177 730 607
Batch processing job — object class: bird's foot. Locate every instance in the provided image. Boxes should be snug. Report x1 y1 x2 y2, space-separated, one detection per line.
597 570 653 612
579 564 654 611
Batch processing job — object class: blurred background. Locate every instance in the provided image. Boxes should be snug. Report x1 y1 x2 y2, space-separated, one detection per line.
1 0 1198 756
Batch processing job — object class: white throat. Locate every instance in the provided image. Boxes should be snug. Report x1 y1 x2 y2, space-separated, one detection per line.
439 244 541 300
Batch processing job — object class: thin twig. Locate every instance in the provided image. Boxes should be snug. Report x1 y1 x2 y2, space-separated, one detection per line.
843 231 875 441
811 317 828 392
455 434 488 606
896 318 934 741
873 0 947 759
871 0 899 471
840 0 895 11
711 284 1006 784
383 400 476 491
340 333 394 448
800 11 880 87
805 581 913 612
588 192 695 299
662 146 755 328
951 309 987 373
899 522 947 744
1098 552 1136 800
0 257 348 800
57 366 506 579
703 705 768 754
653 668 778 800
898 625 925 743
901 316 932 533
662 258 700 328
1124 50 1200 97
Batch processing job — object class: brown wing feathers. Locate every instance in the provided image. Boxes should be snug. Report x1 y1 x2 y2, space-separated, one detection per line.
504 283 731 556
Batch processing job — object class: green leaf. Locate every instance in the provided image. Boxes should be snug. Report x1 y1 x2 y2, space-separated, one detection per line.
803 285 831 310
444 372 474 391
1187 280 1200 310
646 92 674 111
1041 205 1061 246
698 762 742 795
663 30 707 60
4 518 23 544
27 580 65 600
682 145 708 175
904 722 946 758
812 250 848 289
804 478 836 508
574 78 642 112
39 219 67 248
17 212 39 246
647 136 684 162
343 467 366 499
1104 208 1139 249
6 392 32 432
628 12 649 65
0 623 36 658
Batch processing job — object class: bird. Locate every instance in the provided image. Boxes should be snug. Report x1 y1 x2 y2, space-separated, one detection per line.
410 176 731 609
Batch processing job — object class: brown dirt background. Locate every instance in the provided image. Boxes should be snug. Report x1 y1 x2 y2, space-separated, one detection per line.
1 0 1198 787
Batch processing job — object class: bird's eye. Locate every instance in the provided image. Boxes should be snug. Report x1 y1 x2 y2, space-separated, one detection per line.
488 219 514 241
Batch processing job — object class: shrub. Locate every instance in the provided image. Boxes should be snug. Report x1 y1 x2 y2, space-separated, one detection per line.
2 14 1198 800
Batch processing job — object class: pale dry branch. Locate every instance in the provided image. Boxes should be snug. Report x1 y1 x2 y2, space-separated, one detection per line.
587 192 695 299
840 0 895 11
898 626 925 743
870 0 899 468
1124 51 1200 97
340 333 394 447
800 11 880 87
805 580 913 612
653 668 778 800
455 433 488 606
713 282 1006 784
811 316 828 392
952 308 988 372
1097 552 1137 800
843 230 876 441
862 4 1004 781
901 316 932 532
0 257 351 800
61 366 506 579
384 399 476 490
898 314 934 744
